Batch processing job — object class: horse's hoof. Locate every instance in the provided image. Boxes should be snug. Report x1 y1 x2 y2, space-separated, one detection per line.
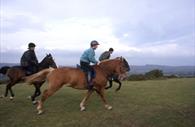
105 105 112 110
9 96 14 100
37 110 44 115
32 101 37 105
105 87 109 89
115 89 120 92
80 107 86 111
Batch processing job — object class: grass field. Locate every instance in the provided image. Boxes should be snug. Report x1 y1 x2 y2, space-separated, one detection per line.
0 78 195 127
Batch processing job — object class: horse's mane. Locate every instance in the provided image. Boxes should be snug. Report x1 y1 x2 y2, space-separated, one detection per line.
99 57 130 71
99 58 116 64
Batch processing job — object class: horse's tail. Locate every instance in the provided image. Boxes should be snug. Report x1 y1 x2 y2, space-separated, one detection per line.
0 66 10 75
23 67 55 84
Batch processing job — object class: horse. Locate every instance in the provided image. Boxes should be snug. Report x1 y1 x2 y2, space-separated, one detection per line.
24 57 130 114
0 66 11 75
0 54 57 103
105 58 130 91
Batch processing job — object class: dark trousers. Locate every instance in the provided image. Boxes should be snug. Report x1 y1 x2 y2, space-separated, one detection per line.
23 65 38 75
80 61 95 89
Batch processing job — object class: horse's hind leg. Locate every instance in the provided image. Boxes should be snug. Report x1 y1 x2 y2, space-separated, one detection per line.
2 82 15 100
80 90 94 111
37 83 63 115
0 84 9 98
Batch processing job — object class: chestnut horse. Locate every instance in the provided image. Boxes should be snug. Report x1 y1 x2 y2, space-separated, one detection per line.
25 57 130 114
0 54 57 103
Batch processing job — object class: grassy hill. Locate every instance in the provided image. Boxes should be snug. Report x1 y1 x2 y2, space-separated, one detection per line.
0 78 195 127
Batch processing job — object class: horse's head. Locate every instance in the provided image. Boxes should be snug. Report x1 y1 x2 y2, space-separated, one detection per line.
99 57 130 80
39 53 57 69
114 57 130 80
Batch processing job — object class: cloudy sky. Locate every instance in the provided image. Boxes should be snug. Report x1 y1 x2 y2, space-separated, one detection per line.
0 0 194 66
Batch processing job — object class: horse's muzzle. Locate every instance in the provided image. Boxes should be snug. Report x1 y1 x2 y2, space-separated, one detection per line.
118 72 129 81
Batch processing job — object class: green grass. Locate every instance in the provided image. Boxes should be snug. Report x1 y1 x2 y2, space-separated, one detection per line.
0 78 195 127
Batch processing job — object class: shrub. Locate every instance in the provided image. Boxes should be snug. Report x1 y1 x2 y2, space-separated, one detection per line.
127 74 146 81
145 69 164 79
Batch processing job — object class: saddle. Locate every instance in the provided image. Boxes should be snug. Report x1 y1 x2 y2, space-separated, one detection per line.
76 64 96 78
76 64 96 90
22 66 38 76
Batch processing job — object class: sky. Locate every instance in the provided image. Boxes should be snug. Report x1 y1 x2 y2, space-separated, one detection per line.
0 0 195 66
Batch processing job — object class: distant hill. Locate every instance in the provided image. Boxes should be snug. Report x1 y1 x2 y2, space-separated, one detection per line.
0 63 19 67
130 65 195 77
0 63 195 78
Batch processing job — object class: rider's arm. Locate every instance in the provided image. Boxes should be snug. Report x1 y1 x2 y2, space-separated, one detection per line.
88 49 98 64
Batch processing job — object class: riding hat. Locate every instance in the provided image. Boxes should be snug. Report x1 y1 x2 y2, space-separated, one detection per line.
28 42 36 48
90 40 99 47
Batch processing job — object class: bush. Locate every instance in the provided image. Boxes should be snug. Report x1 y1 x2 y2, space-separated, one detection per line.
127 69 164 81
127 74 146 81
165 74 178 78
145 69 164 79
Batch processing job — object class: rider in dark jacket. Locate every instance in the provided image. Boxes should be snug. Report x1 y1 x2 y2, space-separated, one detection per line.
99 48 114 61
20 42 38 75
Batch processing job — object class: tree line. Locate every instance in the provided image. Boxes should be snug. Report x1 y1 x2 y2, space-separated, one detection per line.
127 69 178 81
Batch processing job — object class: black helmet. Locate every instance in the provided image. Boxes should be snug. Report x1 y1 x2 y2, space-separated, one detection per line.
90 40 99 47
109 48 114 51
28 42 36 48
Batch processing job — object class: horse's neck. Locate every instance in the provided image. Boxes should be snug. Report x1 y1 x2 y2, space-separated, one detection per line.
38 59 49 70
99 61 116 76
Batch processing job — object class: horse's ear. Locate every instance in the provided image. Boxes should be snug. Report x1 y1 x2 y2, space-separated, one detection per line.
120 56 124 61
46 53 48 56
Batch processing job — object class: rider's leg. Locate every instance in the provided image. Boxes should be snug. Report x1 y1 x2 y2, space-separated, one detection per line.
80 61 94 90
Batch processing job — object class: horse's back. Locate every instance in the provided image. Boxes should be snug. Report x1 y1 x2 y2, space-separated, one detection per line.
47 67 86 88
6 66 26 79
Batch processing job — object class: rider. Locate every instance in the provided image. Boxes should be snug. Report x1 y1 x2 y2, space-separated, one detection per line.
20 42 38 75
99 48 114 61
80 40 99 90
99 48 117 86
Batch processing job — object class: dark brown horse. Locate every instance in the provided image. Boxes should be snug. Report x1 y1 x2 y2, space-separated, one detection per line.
0 54 57 103
105 58 130 91
25 57 130 114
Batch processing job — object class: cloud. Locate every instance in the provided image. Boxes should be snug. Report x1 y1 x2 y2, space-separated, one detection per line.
0 0 194 66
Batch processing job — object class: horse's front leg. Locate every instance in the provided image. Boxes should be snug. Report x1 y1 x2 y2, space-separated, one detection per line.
4 84 9 97
80 90 94 111
31 87 41 105
114 79 122 92
8 85 15 100
4 81 16 100
96 87 112 110
105 80 113 90
31 82 43 105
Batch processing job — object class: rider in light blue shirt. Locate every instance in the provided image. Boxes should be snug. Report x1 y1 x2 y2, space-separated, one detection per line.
80 40 99 90
80 47 98 64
